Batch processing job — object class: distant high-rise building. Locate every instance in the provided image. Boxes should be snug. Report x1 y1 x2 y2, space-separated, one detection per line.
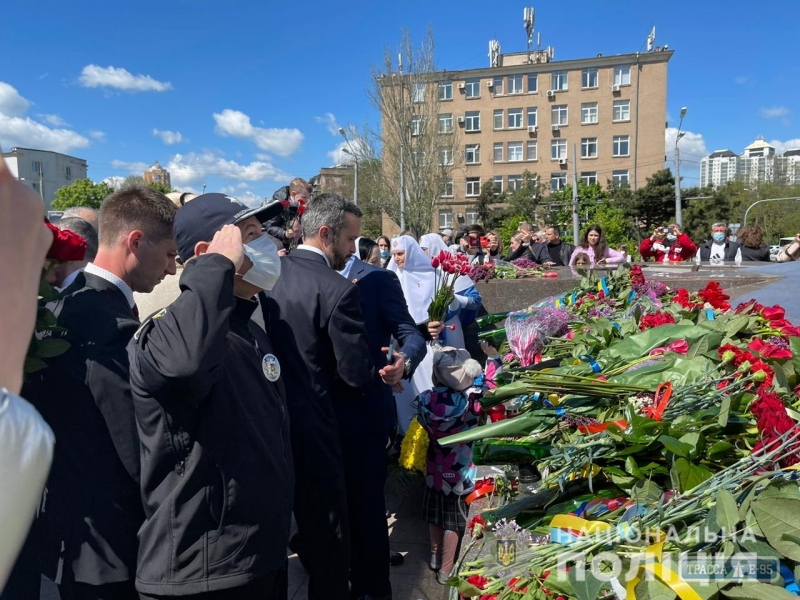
700 137 800 188
1 147 88 210
144 160 171 189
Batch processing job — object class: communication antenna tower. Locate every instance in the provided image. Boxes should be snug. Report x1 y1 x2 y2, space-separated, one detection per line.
524 7 535 63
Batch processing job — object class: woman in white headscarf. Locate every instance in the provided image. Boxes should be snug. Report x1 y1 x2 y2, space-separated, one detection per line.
420 233 452 259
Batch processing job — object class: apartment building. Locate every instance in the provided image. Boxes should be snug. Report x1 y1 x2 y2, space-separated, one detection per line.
699 137 800 188
1 146 88 210
384 45 672 232
144 160 171 189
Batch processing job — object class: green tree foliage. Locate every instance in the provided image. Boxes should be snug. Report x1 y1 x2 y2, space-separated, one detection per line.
52 178 114 210
496 214 527 248
506 171 542 221
147 182 173 194
615 169 676 232
473 180 506 230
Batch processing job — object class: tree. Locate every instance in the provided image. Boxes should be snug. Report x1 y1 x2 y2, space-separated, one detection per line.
473 180 505 229
52 178 114 210
122 175 171 194
615 169 676 233
505 171 542 222
147 182 172 194
366 27 464 237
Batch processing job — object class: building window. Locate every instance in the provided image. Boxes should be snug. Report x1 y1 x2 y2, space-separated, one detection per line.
612 100 630 122
32 182 40 191
65 166 72 180
465 111 480 132
508 175 523 191
441 177 454 197
439 209 453 229
551 139 567 160
526 107 538 127
551 105 568 126
465 144 481 164
411 149 427 165
438 81 453 101
581 172 598 185
527 73 538 93
32 161 42 173
508 108 523 129
438 147 454 166
466 177 481 197
493 109 503 130
581 137 598 158
508 142 523 162
411 115 422 136
493 142 503 163
492 176 503 193
582 68 598 89
508 74 524 94
550 70 568 91
612 169 630 185
613 135 630 157
492 76 504 95
412 83 426 103
465 209 480 225
526 141 538 161
614 65 631 86
581 102 598 124
438 113 453 134
551 173 567 191
465 78 480 99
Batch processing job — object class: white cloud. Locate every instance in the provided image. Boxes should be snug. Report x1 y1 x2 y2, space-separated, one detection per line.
327 136 368 165
769 138 800 155
0 82 30 117
111 159 150 173
212 109 303 156
166 150 291 189
735 76 748 85
315 112 341 136
760 106 790 119
78 64 172 93
40 113 69 127
152 128 187 145
89 130 106 142
235 191 263 208
102 176 126 190
665 127 708 161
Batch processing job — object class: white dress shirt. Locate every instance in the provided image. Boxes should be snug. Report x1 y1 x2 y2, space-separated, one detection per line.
83 263 136 309
296 244 331 268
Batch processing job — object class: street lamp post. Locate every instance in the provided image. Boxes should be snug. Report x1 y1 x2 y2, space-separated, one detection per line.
338 128 359 207
674 107 687 227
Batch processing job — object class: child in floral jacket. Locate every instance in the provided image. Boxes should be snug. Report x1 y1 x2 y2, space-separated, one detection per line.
417 344 502 583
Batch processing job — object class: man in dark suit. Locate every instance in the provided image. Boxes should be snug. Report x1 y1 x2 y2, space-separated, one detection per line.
337 255 426 600
262 193 375 600
21 185 178 600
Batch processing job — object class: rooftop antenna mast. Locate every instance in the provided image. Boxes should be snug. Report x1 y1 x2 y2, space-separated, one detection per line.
647 26 656 52
524 7 535 64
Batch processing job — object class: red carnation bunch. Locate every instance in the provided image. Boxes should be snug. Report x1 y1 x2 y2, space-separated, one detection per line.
45 222 87 263
751 387 800 467
467 514 487 538
672 288 698 310
629 264 645 286
639 310 676 331
697 281 731 311
717 344 775 390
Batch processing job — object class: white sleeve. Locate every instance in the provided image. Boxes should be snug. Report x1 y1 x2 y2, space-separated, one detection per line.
0 390 54 591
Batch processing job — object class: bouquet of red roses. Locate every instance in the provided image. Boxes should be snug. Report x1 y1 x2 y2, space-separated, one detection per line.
279 197 307 251
428 250 471 324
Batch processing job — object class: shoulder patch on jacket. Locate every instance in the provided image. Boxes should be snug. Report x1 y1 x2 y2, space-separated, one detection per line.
134 308 167 341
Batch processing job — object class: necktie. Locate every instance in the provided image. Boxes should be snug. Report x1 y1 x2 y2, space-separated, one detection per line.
132 304 140 319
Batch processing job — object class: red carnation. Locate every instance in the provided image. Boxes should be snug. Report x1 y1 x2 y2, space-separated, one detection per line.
629 264 645 285
45 222 87 262
698 281 731 311
673 288 696 310
639 310 676 331
751 388 800 467
465 575 489 590
280 200 290 208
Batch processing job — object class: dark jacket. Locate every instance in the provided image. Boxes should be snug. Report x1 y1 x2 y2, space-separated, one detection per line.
504 244 536 263
128 255 293 595
741 244 771 262
530 241 575 266
264 186 297 250
333 259 426 435
263 249 373 468
23 272 143 585
699 239 741 262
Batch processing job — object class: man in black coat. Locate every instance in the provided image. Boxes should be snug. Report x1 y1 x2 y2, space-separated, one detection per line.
263 193 376 600
336 256 426 600
264 178 312 251
22 185 178 600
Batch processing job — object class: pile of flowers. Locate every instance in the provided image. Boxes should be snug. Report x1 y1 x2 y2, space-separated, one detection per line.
433 263 800 599
466 258 557 282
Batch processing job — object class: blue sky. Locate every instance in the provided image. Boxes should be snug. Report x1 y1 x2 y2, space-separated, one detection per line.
1 0 797 204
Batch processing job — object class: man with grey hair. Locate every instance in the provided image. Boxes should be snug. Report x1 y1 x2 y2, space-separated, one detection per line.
263 193 374 600
699 222 741 262
61 206 99 231
50 217 98 289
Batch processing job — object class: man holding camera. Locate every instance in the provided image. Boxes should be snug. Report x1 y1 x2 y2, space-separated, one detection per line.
778 233 800 262
639 223 697 262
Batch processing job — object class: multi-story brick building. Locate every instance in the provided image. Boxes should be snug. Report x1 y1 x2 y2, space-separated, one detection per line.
383 44 673 232
144 160 171 189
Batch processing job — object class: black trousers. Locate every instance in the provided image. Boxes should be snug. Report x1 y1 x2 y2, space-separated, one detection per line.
341 431 391 599
292 444 351 600
137 567 287 600
59 570 138 600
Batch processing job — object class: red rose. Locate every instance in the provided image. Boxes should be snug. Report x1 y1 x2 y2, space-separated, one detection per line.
465 574 489 590
46 222 87 262
761 305 786 321
783 325 800 338
673 288 696 310
748 338 793 360
640 311 676 331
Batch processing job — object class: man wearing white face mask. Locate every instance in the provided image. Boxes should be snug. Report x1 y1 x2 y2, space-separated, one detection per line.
127 193 293 599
